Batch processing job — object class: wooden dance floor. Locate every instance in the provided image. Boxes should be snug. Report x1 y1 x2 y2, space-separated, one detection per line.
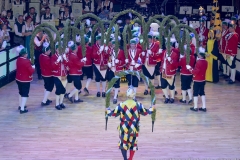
0 74 240 159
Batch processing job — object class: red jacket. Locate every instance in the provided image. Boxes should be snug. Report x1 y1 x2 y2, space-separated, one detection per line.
191 58 208 82
68 51 84 75
196 26 209 46
126 48 142 71
190 43 195 56
159 50 178 76
172 48 180 59
51 52 68 77
108 48 126 72
224 32 239 56
92 43 109 66
39 53 52 77
142 42 160 66
236 26 240 44
16 57 35 82
77 45 93 66
219 29 230 53
127 43 142 51
179 55 195 75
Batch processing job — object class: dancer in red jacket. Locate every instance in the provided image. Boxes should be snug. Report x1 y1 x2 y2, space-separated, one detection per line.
51 43 68 110
39 42 54 106
179 45 196 104
186 47 208 112
15 45 35 114
66 41 86 103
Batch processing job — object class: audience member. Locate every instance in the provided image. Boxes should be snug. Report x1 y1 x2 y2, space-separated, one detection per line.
41 7 55 22
14 15 25 46
24 16 34 58
82 0 95 14
24 7 40 25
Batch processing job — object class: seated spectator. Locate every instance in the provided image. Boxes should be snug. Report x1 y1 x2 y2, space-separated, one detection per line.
60 6 73 20
98 0 113 19
13 0 23 5
0 36 7 51
24 7 40 26
24 16 34 58
14 15 25 46
57 0 72 14
6 10 15 21
41 0 50 11
82 0 95 14
95 0 102 15
0 24 11 43
41 7 54 22
135 0 150 8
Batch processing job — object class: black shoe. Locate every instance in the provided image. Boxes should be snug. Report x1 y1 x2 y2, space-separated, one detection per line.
55 105 62 110
175 91 178 95
223 75 229 79
41 101 50 106
179 99 186 103
64 93 69 98
164 98 169 103
20 109 28 114
219 72 224 76
38 76 42 80
228 79 235 84
84 87 89 96
68 96 74 103
169 98 174 103
225 78 231 81
155 85 161 89
74 99 83 103
113 99 117 104
190 107 198 112
144 90 148 95
60 103 66 109
97 92 101 97
188 99 193 104
47 99 52 104
102 92 106 97
199 107 207 112
18 106 27 110
78 90 81 94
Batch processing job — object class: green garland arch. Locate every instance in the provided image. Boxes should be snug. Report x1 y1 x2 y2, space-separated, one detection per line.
90 23 100 45
105 70 157 131
74 13 105 45
122 24 132 58
114 24 119 56
80 23 86 57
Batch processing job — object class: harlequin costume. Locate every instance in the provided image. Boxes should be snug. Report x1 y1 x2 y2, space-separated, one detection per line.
39 42 54 106
106 87 154 160
160 38 179 104
15 45 35 114
92 34 110 97
125 39 143 100
178 47 196 104
106 40 126 104
66 41 85 103
141 32 160 95
205 30 219 83
224 23 239 84
51 43 68 110
195 18 209 47
186 47 208 112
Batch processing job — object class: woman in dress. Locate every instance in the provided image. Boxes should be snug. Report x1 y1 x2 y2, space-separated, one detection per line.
0 24 10 44
205 30 219 83
24 16 34 59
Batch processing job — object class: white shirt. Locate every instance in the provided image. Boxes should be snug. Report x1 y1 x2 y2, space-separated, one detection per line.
60 12 73 19
0 30 10 42
34 36 42 47
84 0 94 12
102 1 113 9
25 24 34 32
136 0 149 8
0 41 7 50
14 23 25 36
41 13 55 21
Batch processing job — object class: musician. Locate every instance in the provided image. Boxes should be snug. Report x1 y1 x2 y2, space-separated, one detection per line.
41 7 54 22
224 23 239 84
14 15 25 46
195 18 209 48
24 7 40 25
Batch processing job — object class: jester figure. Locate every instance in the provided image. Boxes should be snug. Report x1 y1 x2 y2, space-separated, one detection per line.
106 87 154 160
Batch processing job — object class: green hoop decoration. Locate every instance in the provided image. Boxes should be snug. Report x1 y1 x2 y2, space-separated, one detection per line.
80 23 86 57
122 24 132 58
114 24 119 57
90 23 100 46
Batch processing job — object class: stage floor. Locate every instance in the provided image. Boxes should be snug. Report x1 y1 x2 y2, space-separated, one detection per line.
0 74 240 159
